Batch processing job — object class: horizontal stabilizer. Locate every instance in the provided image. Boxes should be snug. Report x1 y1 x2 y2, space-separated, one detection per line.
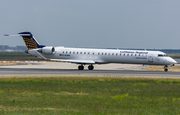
4 34 31 36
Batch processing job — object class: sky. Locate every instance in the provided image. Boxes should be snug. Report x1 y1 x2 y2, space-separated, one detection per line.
0 0 180 49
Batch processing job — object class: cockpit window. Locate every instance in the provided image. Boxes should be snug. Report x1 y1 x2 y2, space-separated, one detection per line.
158 54 168 57
158 54 163 57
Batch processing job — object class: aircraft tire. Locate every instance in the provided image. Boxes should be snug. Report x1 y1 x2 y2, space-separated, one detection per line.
164 65 168 72
78 66 84 70
164 68 168 72
88 65 94 70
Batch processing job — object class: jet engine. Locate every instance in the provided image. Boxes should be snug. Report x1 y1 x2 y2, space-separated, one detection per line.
39 47 55 54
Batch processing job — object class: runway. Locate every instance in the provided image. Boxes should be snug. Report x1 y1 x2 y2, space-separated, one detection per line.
0 62 180 77
0 68 180 77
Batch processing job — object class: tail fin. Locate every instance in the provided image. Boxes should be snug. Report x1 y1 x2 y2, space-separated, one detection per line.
5 32 45 49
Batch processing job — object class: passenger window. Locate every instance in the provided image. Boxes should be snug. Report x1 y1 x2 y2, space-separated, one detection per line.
80 52 82 54
84 52 86 54
105 53 107 55
98 53 100 55
66 51 68 54
127 54 129 56
63 51 64 53
102 53 103 55
88 52 90 54
92 53 94 55
73 52 75 54
69 51 71 54
112 53 114 55
77 52 78 54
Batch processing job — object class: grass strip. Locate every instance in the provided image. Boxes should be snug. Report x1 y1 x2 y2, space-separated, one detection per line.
0 75 180 114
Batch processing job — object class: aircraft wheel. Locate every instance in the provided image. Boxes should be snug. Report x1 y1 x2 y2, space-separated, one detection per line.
88 65 94 70
78 66 84 70
164 65 168 72
164 68 168 72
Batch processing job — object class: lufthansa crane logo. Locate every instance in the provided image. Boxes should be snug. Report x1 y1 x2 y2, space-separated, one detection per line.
23 38 37 49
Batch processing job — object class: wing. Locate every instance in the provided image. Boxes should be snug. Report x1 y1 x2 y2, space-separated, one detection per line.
50 59 107 64
35 52 105 64
50 59 95 64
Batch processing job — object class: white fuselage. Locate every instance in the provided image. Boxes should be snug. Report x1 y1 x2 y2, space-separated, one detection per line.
28 47 177 66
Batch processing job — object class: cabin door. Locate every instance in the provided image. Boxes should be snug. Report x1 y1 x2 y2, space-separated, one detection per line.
148 55 153 63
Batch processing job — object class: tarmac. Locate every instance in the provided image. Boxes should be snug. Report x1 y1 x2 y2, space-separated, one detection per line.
0 61 180 77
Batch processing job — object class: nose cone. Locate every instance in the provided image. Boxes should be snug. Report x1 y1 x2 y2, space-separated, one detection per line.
172 59 177 64
167 58 177 65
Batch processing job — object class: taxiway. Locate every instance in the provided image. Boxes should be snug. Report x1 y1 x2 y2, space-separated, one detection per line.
0 62 180 77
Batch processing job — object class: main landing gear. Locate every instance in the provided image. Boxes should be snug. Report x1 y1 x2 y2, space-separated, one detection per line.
78 64 94 70
164 65 168 72
78 65 84 70
88 64 94 70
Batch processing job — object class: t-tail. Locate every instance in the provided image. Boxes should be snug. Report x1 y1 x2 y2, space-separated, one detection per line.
4 32 45 49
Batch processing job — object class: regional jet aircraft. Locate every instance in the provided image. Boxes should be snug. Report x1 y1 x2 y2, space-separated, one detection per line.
5 32 177 71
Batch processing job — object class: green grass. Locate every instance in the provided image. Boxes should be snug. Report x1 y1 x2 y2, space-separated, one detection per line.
169 54 180 59
0 76 180 114
0 52 44 61
0 52 28 57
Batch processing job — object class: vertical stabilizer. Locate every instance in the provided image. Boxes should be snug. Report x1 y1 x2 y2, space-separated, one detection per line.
5 32 45 49
18 32 45 49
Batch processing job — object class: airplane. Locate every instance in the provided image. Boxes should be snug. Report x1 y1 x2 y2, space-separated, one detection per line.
4 32 177 72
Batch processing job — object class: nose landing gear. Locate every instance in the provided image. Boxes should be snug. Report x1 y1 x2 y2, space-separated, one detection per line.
164 65 168 72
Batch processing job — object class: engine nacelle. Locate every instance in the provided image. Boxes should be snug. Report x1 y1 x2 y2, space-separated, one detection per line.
39 47 55 54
